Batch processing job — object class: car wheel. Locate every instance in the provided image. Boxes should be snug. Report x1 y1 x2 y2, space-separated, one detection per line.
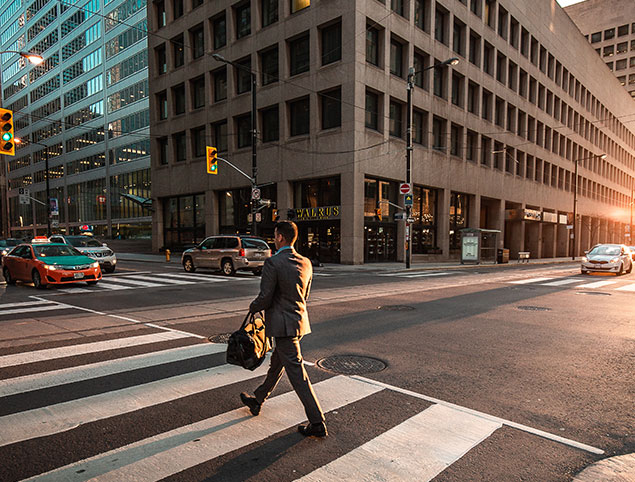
221 258 235 276
183 257 196 273
580 269 587 275
627 262 633 274
87 281 98 286
32 270 47 289
105 266 116 274
3 267 15 285
617 263 624 276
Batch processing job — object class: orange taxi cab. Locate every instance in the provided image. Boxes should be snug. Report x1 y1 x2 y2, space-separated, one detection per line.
2 239 102 289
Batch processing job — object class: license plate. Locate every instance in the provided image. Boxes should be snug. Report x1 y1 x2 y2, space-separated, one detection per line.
74 272 85 279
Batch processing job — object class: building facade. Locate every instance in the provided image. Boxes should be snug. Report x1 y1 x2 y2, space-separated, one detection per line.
0 0 151 239
564 0 635 100
149 0 635 264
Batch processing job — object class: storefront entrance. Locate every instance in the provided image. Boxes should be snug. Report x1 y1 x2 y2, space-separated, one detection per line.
364 224 397 262
297 221 341 264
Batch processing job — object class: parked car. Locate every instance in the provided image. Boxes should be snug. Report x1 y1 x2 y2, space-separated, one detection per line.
0 238 21 260
581 244 633 275
2 242 101 289
49 235 117 273
181 235 272 276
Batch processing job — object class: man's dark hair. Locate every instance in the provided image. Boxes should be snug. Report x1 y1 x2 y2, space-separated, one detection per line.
275 221 298 245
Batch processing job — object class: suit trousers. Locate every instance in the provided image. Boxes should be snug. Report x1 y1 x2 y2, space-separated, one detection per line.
254 336 324 424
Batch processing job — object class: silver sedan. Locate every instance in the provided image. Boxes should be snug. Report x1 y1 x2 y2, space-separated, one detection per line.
581 244 633 275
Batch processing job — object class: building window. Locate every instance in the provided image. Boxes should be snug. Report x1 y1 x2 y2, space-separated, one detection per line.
365 89 379 131
172 84 185 115
289 97 310 136
366 25 380 66
262 0 278 27
236 56 252 94
158 136 168 164
413 51 429 89
261 105 279 142
603 45 614 57
190 25 204 59
616 59 627 70
260 46 278 85
469 31 480 66
289 33 310 76
481 88 491 120
432 116 445 151
590 31 601 43
213 67 227 102
172 35 184 68
450 123 462 157
466 130 476 162
156 45 167 74
467 82 478 114
413 110 426 145
391 0 404 17
390 38 403 77
235 2 251 39
415 0 428 31
483 41 493 75
192 126 206 157
212 120 228 152
453 18 465 57
192 0 203 8
433 63 446 98
604 28 614 40
449 192 468 249
291 0 309 14
236 114 252 148
616 42 628 54
389 100 403 138
157 91 167 119
321 20 341 66
173 0 183 19
435 3 449 45
155 1 166 28
451 72 463 106
470 0 480 17
174 131 186 162
191 76 205 109
320 87 341 130
213 13 226 50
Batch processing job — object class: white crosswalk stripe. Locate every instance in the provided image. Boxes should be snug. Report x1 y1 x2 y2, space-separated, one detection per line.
509 277 554 284
380 271 453 278
0 300 72 316
615 282 635 291
506 276 635 292
0 332 603 481
124 274 196 285
541 278 585 286
574 280 617 289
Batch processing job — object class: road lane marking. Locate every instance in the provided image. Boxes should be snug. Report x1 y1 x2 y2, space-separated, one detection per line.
0 331 191 369
0 343 224 397
0 300 58 309
105 278 165 288
125 274 196 285
0 303 70 316
615 282 635 291
351 376 604 455
509 277 554 284
160 272 231 281
25 376 382 482
540 278 585 286
89 281 132 290
56 287 93 293
575 280 617 289
0 356 273 448
299 404 501 482
401 272 453 278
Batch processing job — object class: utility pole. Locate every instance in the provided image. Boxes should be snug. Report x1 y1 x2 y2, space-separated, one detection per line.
571 158 578 260
405 68 414 269
44 146 51 236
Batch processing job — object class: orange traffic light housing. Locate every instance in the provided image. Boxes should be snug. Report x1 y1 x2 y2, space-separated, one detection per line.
206 146 218 174
0 108 15 156
375 207 382 221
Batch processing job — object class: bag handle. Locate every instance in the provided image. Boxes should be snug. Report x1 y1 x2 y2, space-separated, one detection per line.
241 311 264 330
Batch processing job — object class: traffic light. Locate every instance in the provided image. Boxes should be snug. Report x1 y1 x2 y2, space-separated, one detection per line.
375 207 382 221
206 146 218 174
272 208 279 222
0 108 15 156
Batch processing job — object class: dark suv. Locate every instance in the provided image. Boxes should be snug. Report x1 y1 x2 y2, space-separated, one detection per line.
181 235 271 275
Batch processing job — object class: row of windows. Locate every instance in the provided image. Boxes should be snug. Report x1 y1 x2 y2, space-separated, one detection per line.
1 13 23 45
27 6 56 42
1 33 25 64
31 29 57 55
62 21 101 60
8 155 31 172
589 23 635 43
33 142 62 162
110 168 151 220
107 108 149 137
30 74 59 102
107 78 147 113
61 0 98 37
29 52 58 83
110 138 149 164
2 57 22 83
65 99 103 126
606 57 635 72
104 0 146 32
105 18 146 59
63 48 102 84
0 0 22 30
33 164 64 183
64 73 103 106
66 127 104 151
66 153 106 175
4 74 27 101
26 0 51 20
106 49 147 86
32 121 62 143
7 94 27 112
598 39 635 59
32 96 60 120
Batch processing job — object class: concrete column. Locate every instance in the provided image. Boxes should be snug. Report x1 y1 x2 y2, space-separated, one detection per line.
599 218 608 244
493 199 505 249
579 215 590 253
152 201 163 252
542 223 556 258
591 217 601 246
507 221 525 259
438 188 451 258
524 222 541 258
556 223 568 257
205 189 217 236
341 170 364 264
468 194 481 228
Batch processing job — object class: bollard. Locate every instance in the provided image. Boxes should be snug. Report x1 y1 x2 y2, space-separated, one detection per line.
165 249 171 262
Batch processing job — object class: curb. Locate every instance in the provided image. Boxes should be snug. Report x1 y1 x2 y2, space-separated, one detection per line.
573 453 635 481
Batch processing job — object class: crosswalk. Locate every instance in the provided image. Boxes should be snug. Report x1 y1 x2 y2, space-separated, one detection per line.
508 276 635 291
379 271 454 279
0 328 601 481
0 299 81 317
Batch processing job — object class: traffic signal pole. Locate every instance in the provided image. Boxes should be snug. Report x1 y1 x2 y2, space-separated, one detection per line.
251 71 258 236
405 68 414 269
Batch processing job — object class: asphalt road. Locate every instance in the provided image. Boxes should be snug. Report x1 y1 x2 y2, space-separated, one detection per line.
0 259 633 481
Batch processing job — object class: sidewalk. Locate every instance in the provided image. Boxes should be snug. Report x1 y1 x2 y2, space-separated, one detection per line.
573 453 635 481
117 252 580 273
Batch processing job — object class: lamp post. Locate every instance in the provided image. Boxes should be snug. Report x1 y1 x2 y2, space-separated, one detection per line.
0 51 44 65
212 53 258 236
571 153 606 259
405 57 459 268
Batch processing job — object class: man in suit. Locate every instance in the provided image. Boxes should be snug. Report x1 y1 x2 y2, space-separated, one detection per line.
240 221 327 437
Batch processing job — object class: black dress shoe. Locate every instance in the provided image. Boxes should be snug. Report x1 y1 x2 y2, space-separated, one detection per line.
240 392 261 416
298 422 328 437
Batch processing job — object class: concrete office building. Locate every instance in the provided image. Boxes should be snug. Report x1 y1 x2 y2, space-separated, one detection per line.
149 0 635 264
0 0 151 239
564 0 635 100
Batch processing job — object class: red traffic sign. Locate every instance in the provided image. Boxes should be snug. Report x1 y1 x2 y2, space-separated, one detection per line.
400 183 411 194
97 195 106 204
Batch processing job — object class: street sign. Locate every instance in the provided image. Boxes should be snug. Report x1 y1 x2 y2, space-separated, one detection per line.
404 193 413 206
255 212 262 222
399 183 411 195
251 188 261 200
51 219 59 228
394 212 406 220
50 197 59 215
407 217 415 223
566 224 573 230
19 194 29 204
247 213 253 223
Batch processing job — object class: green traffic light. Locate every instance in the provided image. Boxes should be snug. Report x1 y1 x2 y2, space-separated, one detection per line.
1 132 12 141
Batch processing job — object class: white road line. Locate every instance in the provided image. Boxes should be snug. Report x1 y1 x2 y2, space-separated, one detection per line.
299 404 501 481
105 277 166 288
575 280 617 289
0 300 57 309
161 272 229 281
56 287 93 294
541 278 585 286
89 281 132 290
0 331 191 369
351 376 604 455
0 356 272 448
125 274 196 285
26 376 382 482
401 272 453 278
509 277 554 284
0 303 70 316
0 343 223 397
615 282 635 291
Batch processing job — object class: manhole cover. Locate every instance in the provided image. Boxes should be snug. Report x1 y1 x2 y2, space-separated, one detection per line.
316 355 386 375
576 291 611 296
207 333 231 343
517 306 552 311
378 305 415 311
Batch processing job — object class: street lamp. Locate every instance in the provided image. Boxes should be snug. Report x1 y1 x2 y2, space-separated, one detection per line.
405 57 459 268
15 137 52 236
0 51 44 65
211 53 258 236
571 153 606 260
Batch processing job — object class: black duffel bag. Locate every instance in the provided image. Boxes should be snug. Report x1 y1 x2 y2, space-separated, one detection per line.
226 312 271 371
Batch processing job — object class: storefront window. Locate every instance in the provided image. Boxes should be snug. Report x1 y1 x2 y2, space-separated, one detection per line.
294 176 340 208
412 185 438 254
450 191 469 250
219 185 276 239
162 193 205 248
364 177 397 262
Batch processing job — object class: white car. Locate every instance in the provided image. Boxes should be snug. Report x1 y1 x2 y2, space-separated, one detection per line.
49 235 117 273
581 244 633 275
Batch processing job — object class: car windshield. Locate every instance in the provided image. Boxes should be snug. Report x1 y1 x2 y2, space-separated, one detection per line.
67 237 102 248
0 239 20 247
588 246 621 256
241 238 270 250
34 245 83 257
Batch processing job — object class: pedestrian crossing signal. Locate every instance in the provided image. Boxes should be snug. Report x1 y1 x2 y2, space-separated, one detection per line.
0 108 15 156
206 146 218 175
375 207 382 221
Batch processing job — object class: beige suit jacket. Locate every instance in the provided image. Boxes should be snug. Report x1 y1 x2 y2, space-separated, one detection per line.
249 247 312 337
